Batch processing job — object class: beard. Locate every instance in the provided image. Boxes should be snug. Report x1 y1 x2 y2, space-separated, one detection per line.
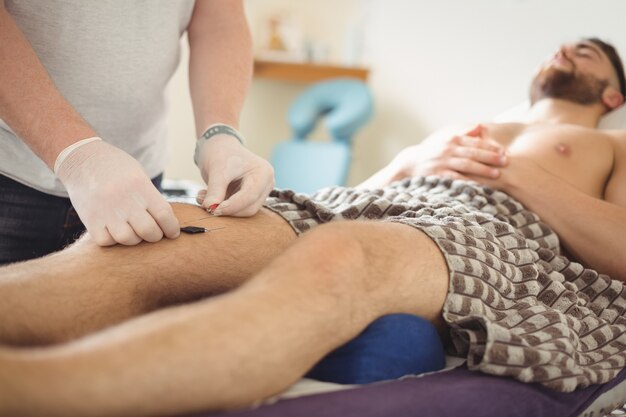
529 63 609 105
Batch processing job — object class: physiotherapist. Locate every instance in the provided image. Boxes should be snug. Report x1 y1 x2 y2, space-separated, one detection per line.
0 0 274 265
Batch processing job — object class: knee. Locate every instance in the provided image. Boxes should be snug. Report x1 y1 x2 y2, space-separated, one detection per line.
290 222 374 300
286 222 390 325
300 223 368 272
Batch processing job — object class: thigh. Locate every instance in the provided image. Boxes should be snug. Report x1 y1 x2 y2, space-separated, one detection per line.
60 202 298 305
339 221 451 327
0 175 73 265
267 219 451 332
0 202 298 344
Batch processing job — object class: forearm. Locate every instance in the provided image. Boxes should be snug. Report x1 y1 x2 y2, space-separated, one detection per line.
506 174 626 281
356 164 404 190
0 6 96 169
356 144 427 190
187 0 252 135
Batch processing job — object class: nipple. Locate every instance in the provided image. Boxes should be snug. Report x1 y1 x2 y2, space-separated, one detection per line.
555 142 571 156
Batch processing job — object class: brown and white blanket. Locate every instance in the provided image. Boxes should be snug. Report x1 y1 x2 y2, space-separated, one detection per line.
265 175 626 392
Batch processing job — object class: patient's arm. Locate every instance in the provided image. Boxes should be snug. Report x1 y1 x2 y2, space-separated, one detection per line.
478 153 626 282
356 125 506 189
0 203 296 346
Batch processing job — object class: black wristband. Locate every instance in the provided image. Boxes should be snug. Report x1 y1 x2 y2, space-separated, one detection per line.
194 124 245 166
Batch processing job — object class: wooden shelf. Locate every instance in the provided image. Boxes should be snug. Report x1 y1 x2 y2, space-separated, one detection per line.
253 59 369 83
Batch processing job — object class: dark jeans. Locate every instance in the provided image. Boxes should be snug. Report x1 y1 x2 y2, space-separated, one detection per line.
0 173 163 266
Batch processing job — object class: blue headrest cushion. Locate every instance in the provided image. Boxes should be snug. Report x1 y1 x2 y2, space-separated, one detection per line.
288 78 373 142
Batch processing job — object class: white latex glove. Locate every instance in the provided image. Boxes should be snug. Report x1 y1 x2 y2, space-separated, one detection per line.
195 135 274 217
55 138 180 246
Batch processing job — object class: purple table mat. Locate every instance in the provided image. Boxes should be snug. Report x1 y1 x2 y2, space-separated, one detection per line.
196 365 626 417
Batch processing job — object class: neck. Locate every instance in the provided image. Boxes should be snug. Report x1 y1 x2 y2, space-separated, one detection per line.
526 99 606 128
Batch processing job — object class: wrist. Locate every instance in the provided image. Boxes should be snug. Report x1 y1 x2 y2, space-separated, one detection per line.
194 123 245 166
33 123 98 170
367 164 403 188
53 137 102 176
385 162 410 183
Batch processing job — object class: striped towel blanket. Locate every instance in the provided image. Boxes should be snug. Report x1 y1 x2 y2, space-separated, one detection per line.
265 175 626 392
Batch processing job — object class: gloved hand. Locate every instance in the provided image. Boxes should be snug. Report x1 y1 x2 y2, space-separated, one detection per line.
195 134 274 217
55 138 180 246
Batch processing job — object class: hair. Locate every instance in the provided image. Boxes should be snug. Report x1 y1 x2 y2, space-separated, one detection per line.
585 37 626 98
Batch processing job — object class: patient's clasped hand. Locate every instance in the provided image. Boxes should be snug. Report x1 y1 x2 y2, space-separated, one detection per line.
1 38 626 417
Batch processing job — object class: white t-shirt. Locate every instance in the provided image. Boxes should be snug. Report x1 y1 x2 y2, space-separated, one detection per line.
0 0 196 196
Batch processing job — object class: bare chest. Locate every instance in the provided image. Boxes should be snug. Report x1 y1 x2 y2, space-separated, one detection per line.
485 123 615 198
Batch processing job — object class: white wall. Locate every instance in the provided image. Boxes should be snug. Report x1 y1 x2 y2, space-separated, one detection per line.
165 0 626 186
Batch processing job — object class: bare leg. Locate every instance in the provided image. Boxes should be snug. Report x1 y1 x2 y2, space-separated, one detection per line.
0 203 296 346
0 221 449 417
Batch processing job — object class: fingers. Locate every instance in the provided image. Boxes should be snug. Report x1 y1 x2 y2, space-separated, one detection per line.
87 189 179 246
214 177 265 217
446 157 502 179
464 124 483 137
145 197 180 239
444 129 507 180
199 151 274 217
91 208 179 247
451 145 507 167
201 169 229 210
453 125 504 155
453 135 504 153
89 227 116 247
106 221 143 246
120 187 180 243
101 207 179 246
196 189 207 205
439 170 470 181
197 173 273 218
126 209 163 243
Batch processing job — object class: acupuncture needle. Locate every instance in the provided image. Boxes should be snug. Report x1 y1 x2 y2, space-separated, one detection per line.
180 226 226 235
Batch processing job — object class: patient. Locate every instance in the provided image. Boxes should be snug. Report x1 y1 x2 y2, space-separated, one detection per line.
1 38 626 417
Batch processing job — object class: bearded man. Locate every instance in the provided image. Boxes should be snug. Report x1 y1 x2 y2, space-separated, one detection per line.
0 38 625 417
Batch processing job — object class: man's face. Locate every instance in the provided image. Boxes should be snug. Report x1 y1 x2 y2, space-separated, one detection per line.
530 41 620 106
